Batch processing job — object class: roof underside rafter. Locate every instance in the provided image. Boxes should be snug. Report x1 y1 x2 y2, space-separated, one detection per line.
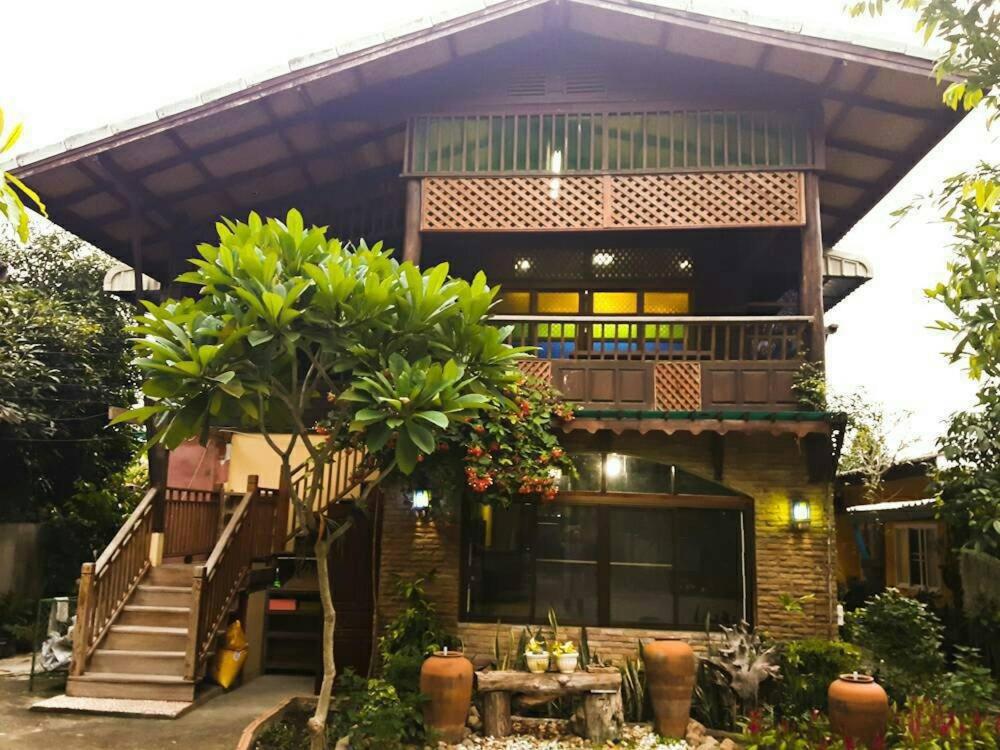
6 0 962 279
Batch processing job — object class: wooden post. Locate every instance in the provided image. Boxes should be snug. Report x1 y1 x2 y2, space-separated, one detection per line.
274 468 291 554
185 566 204 681
70 563 94 676
581 690 623 743
149 444 169 533
402 179 422 265
129 201 144 302
214 482 227 539
482 691 512 737
800 171 826 364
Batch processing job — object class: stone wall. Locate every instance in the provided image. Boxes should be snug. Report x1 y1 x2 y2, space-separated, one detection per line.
376 430 836 658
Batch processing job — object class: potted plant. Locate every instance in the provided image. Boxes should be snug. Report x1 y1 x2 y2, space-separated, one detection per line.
550 640 579 674
525 637 549 674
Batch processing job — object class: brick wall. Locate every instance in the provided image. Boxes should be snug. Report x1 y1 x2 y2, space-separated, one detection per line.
376 431 836 660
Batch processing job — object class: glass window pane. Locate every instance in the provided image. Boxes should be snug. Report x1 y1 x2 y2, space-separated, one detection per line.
494 291 530 314
605 454 673 494
466 503 532 619
537 292 580 314
644 292 690 314
593 291 638 314
560 452 603 492
535 505 599 624
675 509 744 626
610 508 675 626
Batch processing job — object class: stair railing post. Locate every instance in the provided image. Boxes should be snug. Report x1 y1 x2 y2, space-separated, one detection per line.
71 563 95 676
185 566 205 681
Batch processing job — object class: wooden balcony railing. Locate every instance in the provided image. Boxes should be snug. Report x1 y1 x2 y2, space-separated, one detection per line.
493 315 811 362
290 448 366 514
163 487 222 559
71 487 156 675
406 109 813 176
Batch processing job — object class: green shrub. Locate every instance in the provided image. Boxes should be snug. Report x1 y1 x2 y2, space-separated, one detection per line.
936 646 998 713
327 670 423 749
845 588 945 702
777 638 863 716
378 572 457 698
253 717 309 750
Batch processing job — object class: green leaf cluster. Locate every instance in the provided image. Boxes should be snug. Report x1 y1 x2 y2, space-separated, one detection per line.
117 209 530 477
0 107 46 243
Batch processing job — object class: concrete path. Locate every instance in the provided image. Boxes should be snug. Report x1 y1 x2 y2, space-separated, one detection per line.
0 669 313 749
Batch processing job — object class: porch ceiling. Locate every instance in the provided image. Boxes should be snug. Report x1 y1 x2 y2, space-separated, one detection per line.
5 0 964 280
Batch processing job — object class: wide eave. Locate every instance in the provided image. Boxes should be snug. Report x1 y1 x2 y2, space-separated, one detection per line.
6 0 963 278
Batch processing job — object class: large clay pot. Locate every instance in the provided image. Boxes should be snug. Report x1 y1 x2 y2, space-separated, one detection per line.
419 651 474 744
828 674 889 746
642 638 696 738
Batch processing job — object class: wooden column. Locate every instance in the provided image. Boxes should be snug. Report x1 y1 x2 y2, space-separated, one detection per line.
402 178 422 266
800 171 826 363
129 201 145 302
149 444 169 533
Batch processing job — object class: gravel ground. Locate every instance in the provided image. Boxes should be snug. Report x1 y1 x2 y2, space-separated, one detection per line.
438 719 741 750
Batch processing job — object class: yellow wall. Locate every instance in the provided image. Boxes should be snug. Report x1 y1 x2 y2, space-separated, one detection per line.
226 432 319 492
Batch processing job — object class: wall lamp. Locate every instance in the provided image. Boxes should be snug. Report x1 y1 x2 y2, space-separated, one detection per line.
790 498 812 530
409 488 431 519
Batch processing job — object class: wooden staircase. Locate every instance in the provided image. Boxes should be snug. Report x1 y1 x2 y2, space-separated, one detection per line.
68 564 196 700
68 450 367 703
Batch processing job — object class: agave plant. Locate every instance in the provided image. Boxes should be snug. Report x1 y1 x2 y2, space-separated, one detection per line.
703 620 781 717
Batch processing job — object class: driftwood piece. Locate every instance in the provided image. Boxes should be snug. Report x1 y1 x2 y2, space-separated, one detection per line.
475 670 621 693
476 671 623 742
482 691 512 737
580 690 624 743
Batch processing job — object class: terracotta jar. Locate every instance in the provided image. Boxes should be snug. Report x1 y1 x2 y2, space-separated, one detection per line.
642 638 696 738
828 673 889 746
419 651 474 744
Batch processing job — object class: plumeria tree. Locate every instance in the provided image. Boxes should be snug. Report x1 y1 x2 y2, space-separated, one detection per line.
0 107 45 242
113 209 568 749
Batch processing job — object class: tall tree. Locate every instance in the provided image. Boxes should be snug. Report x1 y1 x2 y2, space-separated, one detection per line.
115 210 542 749
0 107 45 242
851 1 1000 552
0 230 141 591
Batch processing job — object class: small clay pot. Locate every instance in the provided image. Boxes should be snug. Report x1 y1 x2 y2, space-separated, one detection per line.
642 638 696 738
525 652 549 674
555 653 578 674
419 651 473 744
828 673 889 746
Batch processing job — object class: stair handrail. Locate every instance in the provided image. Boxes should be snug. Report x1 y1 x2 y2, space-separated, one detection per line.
71 486 157 675
186 480 259 680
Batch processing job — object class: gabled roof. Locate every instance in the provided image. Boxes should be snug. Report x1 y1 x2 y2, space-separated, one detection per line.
5 0 964 279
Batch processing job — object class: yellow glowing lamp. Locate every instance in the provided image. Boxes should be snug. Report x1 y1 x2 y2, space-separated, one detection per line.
790 498 811 530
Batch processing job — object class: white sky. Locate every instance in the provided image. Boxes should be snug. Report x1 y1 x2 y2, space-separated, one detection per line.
3 0 997 455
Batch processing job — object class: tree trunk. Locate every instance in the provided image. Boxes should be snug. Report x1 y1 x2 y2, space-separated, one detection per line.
309 530 337 750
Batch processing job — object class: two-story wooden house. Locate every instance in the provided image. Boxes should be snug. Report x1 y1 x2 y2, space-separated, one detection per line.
7 0 964 701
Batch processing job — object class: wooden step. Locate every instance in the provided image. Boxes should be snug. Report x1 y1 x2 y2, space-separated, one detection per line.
147 564 195 587
89 649 186 677
103 625 187 651
67 673 196 701
119 605 190 628
132 585 192 608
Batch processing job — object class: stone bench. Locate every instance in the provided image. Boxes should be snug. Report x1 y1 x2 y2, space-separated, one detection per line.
475 669 623 742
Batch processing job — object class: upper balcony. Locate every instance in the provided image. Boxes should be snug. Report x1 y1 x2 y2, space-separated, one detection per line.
403 108 817 234
496 312 810 413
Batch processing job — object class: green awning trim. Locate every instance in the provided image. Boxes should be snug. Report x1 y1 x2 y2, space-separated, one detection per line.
573 409 838 421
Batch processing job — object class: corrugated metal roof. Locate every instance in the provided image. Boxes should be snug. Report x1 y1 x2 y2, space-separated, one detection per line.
0 0 939 173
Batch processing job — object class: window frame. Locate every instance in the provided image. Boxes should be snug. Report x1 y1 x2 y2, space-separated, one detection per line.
459 490 755 631
890 522 943 592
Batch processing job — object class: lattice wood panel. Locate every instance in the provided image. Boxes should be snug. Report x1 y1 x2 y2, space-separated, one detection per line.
421 172 804 232
517 359 552 384
610 172 804 229
422 177 604 231
654 362 702 411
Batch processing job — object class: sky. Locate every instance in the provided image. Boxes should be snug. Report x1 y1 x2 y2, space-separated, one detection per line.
3 0 997 456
